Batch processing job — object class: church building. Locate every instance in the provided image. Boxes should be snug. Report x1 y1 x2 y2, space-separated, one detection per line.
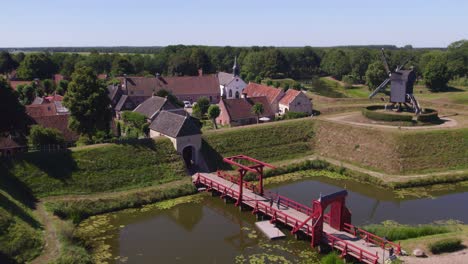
218 57 247 99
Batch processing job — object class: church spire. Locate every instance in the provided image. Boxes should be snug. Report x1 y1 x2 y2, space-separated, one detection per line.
232 56 240 76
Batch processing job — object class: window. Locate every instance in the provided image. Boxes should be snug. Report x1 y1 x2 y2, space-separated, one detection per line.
210 96 213 102
229 90 232 98
235 91 240 98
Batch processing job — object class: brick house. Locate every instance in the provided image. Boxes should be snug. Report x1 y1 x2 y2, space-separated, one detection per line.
278 89 313 115
216 96 275 126
243 83 285 113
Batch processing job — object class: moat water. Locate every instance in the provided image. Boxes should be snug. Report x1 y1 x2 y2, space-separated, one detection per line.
86 176 468 263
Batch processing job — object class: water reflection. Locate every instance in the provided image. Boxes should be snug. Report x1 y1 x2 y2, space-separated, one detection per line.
105 177 468 263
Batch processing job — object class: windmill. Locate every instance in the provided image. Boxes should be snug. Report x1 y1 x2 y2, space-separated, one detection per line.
369 49 421 114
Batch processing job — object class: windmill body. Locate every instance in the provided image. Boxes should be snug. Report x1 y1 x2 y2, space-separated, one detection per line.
369 49 421 114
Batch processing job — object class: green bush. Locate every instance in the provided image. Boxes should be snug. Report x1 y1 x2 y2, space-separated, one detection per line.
28 125 65 147
363 221 452 241
362 105 413 122
282 111 309 120
321 252 344 264
429 238 464 254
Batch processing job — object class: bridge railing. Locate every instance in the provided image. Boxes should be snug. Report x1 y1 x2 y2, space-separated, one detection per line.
264 190 314 216
343 223 401 255
325 232 379 264
216 171 258 192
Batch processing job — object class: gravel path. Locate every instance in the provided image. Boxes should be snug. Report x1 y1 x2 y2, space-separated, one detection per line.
400 248 468 264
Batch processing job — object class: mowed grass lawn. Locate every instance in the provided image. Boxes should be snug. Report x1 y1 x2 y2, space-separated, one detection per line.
1 138 187 198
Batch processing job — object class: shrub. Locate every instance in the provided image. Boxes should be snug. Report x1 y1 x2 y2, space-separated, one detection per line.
363 221 452 241
362 105 413 122
321 252 344 264
429 238 464 254
28 125 65 147
283 111 309 120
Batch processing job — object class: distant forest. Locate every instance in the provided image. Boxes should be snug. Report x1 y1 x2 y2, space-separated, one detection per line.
0 41 466 93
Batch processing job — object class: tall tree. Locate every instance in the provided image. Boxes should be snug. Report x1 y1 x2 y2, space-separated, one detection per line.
16 53 57 80
251 103 264 124
0 51 18 74
350 49 372 82
423 53 450 91
320 50 351 80
63 66 112 138
0 78 27 135
207 105 220 129
365 61 388 90
111 57 134 76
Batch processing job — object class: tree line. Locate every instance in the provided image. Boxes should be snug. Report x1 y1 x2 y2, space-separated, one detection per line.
1 41 467 92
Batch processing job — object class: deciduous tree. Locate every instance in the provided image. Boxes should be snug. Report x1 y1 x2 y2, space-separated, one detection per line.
63 66 112 138
251 103 264 124
0 51 18 74
0 78 27 135
207 105 220 129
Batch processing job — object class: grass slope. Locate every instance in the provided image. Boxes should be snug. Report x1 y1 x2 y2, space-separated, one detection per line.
202 119 315 170
396 128 468 173
0 190 43 263
1 138 186 198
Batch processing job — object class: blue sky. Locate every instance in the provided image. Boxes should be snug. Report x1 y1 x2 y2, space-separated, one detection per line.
1 0 467 47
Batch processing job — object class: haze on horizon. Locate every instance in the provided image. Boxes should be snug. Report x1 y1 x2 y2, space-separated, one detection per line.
2 0 467 48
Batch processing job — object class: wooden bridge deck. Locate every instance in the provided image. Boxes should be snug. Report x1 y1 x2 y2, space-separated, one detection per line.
193 172 389 264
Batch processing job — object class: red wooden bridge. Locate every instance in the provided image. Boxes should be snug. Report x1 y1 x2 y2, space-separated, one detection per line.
193 155 401 264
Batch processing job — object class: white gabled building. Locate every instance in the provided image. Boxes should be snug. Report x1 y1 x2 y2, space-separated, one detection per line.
218 57 247 99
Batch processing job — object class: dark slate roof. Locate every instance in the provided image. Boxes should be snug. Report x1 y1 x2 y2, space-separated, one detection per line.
115 95 129 111
133 96 168 119
217 72 234 86
107 85 120 101
150 110 201 138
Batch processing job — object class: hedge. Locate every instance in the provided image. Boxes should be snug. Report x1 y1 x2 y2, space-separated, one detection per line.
362 105 413 122
416 109 439 123
428 238 464 254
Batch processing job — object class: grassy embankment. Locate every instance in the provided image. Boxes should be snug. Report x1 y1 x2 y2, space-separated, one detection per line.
201 118 316 171
0 138 191 263
0 190 43 263
2 138 186 197
364 221 468 256
315 119 468 176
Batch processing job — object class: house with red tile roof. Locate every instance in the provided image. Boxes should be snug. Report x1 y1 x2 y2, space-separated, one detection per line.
8 80 33 90
243 83 285 113
278 89 313 115
31 115 79 142
25 97 77 142
165 75 220 103
109 74 220 116
216 96 275 126
0 136 27 157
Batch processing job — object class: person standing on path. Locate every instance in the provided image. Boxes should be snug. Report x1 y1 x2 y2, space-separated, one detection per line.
269 197 273 207
276 196 281 209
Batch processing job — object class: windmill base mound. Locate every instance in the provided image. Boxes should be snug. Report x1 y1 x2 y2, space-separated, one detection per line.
361 105 440 126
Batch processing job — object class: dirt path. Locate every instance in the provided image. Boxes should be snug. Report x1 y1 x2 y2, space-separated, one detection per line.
400 248 468 264
325 112 459 130
31 203 60 264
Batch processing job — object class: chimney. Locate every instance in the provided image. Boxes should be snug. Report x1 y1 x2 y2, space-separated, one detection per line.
198 68 203 76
